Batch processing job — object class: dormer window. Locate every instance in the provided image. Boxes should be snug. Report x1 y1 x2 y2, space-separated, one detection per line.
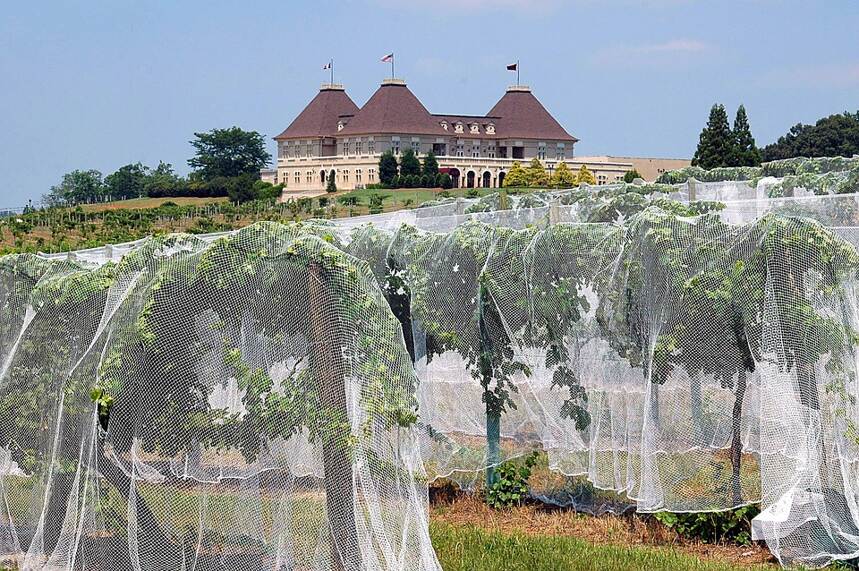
440 121 449 131
486 123 496 135
337 121 344 131
469 123 480 134
454 122 464 134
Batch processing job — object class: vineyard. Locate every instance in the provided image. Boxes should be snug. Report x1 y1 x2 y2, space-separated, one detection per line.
2 155 859 570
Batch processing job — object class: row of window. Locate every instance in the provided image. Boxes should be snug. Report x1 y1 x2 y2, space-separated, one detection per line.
289 169 378 185
280 140 567 160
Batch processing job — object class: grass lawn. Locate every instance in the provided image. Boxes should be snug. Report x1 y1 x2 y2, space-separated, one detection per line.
430 523 773 571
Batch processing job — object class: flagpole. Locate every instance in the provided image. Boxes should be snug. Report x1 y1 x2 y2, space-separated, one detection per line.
517 59 520 86
391 53 395 79
330 59 334 84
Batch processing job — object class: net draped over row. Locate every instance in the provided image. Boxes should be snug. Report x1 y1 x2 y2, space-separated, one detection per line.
0 222 439 571
2 158 859 568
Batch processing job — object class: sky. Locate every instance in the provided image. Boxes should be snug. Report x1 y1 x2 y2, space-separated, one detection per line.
1 0 858 206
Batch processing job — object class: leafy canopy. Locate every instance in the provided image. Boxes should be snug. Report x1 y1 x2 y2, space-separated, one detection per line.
188 126 271 181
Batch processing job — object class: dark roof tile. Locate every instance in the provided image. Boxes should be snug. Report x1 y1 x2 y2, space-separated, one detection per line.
274 85 359 140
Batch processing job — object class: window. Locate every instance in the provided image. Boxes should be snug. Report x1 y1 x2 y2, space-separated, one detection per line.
368 168 376 182
469 123 479 134
278 142 286 158
294 171 300 185
357 140 364 155
342 169 349 183
369 138 375 154
486 145 496 158
356 169 362 183
537 142 547 160
305 141 312 158
456 141 464 157
411 139 420 154
486 123 496 135
392 137 400 155
556 143 565 160
471 142 480 158
306 171 312 184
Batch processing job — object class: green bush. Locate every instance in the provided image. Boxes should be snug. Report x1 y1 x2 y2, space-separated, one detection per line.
653 504 760 546
486 452 538 509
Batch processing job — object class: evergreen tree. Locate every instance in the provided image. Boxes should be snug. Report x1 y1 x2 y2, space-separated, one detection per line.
422 151 439 179
525 158 549 187
326 169 337 193
438 173 453 189
732 105 762 167
550 162 577 188
503 161 529 188
692 104 736 169
399 149 421 178
378 151 398 186
576 164 596 185
623 169 643 183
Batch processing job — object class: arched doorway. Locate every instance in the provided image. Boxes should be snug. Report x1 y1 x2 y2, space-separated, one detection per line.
448 168 460 189
466 171 476 188
482 171 491 188
498 171 506 188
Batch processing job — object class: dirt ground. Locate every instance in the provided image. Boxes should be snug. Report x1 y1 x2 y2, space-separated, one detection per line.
430 495 778 568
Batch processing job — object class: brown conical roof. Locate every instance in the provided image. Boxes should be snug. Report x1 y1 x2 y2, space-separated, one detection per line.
487 86 577 142
275 84 359 140
338 79 446 137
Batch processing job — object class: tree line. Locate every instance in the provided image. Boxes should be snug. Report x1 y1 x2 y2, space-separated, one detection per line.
44 127 279 206
692 104 859 169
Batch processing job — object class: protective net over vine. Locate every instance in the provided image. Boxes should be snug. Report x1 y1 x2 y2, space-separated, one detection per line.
0 222 438 571
4 156 859 568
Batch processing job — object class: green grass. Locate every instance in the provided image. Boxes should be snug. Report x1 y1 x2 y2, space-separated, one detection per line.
429 522 772 571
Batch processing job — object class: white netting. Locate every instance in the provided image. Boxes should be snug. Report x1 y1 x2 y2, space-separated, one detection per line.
0 222 439 571
5 158 859 568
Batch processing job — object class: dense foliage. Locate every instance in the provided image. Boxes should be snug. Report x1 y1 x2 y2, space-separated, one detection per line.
187 126 272 180
762 110 859 161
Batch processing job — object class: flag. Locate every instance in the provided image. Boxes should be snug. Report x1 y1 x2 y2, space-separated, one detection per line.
381 53 394 63
506 63 518 71
322 62 332 70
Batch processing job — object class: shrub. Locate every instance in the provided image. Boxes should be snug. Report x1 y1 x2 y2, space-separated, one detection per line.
486 452 538 509
438 173 453 189
653 504 760 546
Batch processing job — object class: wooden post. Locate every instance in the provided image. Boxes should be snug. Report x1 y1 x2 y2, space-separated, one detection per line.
307 261 360 571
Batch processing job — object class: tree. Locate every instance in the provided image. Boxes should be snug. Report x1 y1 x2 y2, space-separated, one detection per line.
550 162 577 188
188 127 271 181
692 104 736 169
326 169 337 193
438 173 453 189
623 169 643 183
525 158 549 187
105 163 149 200
399 149 421 179
422 151 439 180
44 169 106 205
576 164 596 185
503 161 529 188
733 105 762 167
226 172 258 203
762 111 859 161
378 151 398 186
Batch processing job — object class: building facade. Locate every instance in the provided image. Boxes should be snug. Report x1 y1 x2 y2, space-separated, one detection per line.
272 79 688 196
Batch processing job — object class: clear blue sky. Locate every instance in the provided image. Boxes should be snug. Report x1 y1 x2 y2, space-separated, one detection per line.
1 0 857 205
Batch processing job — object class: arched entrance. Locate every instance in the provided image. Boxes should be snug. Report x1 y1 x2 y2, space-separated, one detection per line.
466 171 476 188
447 168 460 189
482 171 491 188
498 171 506 188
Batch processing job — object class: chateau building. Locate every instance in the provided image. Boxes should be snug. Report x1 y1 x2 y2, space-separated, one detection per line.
270 79 688 194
